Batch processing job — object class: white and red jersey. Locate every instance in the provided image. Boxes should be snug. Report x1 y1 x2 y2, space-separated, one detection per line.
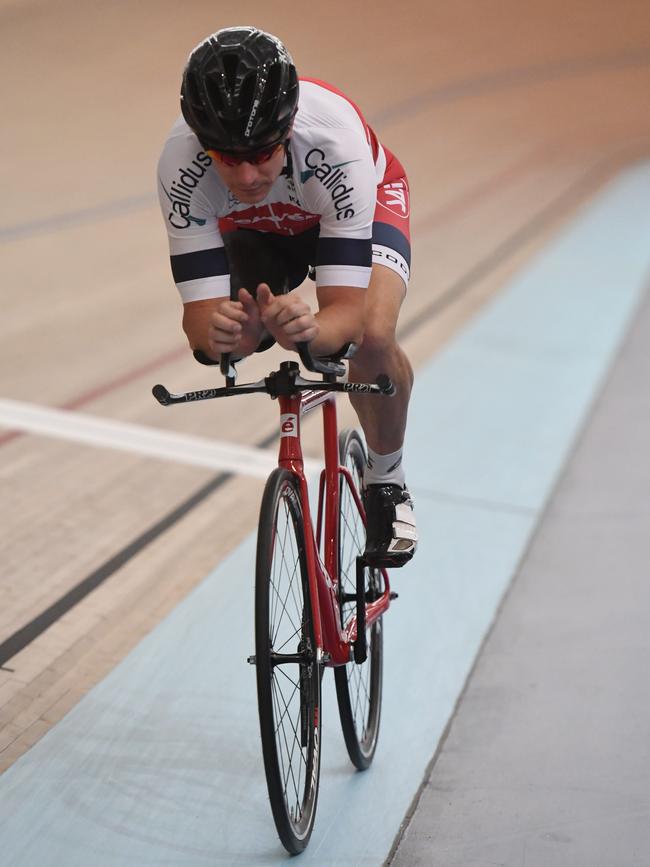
157 78 409 302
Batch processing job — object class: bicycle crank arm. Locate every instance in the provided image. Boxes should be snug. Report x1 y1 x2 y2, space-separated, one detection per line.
247 651 330 666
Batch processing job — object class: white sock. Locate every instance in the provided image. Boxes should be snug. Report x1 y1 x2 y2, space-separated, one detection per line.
364 446 406 486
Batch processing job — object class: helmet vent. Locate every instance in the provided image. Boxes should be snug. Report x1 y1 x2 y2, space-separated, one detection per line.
265 63 282 108
240 72 257 119
221 52 241 92
205 78 226 114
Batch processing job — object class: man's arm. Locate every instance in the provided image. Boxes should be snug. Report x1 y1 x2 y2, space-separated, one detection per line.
312 284 365 355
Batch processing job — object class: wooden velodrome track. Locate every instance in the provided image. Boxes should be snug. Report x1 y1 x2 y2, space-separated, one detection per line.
1 0 650 775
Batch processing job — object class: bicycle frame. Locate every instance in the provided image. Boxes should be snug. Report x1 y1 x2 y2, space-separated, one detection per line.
153 349 395 669
275 387 392 668
153 348 398 854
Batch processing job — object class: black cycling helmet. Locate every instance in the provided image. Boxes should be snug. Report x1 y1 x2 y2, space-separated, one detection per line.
180 26 299 153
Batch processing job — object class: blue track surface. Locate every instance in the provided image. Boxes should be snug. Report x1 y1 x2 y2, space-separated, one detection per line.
1 163 649 865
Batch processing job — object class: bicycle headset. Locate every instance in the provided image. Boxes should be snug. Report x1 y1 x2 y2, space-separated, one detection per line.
180 26 299 154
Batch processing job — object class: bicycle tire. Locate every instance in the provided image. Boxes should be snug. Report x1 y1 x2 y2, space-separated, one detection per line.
255 468 322 854
334 429 384 770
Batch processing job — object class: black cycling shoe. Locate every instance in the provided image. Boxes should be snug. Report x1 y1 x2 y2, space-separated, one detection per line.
363 484 417 567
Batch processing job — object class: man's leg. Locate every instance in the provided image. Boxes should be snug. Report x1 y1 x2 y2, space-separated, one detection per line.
347 263 417 566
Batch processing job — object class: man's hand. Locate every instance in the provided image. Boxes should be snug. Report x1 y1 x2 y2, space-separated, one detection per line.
183 281 363 362
206 288 263 357
257 283 320 350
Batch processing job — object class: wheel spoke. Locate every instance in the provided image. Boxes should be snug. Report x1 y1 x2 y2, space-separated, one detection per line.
270 502 303 647
256 472 320 852
272 678 304 813
272 678 305 808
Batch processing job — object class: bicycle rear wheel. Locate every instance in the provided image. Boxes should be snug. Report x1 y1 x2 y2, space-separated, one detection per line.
334 429 384 770
255 468 322 854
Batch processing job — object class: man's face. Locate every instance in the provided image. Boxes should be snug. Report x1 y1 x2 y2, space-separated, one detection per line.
209 144 286 204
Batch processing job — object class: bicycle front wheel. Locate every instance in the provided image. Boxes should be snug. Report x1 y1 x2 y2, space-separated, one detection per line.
334 429 384 770
255 468 322 855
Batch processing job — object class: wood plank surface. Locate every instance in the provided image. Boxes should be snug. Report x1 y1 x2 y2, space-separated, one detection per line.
1 0 649 771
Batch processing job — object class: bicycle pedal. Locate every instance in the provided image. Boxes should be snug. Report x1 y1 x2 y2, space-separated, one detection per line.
247 655 256 665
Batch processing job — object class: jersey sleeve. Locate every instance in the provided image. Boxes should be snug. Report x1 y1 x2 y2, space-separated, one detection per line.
295 129 376 290
157 122 232 302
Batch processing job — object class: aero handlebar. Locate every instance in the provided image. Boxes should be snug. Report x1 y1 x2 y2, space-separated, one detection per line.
153 342 395 407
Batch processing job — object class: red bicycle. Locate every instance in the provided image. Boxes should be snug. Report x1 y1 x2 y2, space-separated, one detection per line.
153 344 396 854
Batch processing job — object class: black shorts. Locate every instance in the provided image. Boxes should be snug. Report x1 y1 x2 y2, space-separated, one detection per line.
222 227 320 300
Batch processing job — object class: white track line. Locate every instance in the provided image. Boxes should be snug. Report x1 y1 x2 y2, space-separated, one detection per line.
0 398 321 479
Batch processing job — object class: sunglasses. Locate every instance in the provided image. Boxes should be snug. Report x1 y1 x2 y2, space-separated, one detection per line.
206 141 284 167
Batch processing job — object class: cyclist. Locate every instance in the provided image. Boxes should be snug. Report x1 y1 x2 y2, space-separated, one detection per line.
157 26 417 567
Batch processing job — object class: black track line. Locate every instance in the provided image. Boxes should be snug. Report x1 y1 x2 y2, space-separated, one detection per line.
3 48 647 244
0 435 278 667
0 473 226 667
0 158 614 667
